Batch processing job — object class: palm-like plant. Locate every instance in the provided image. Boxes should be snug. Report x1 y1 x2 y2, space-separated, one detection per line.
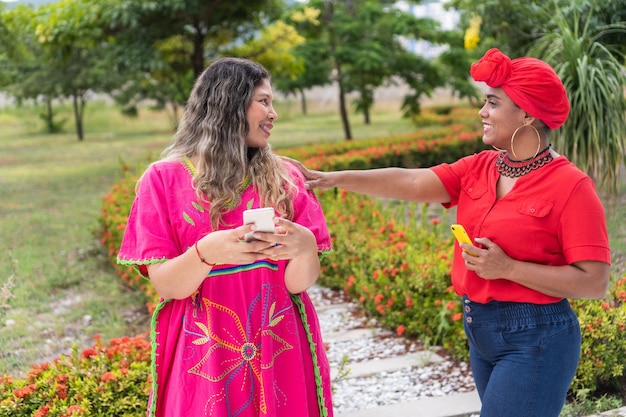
529 9 626 194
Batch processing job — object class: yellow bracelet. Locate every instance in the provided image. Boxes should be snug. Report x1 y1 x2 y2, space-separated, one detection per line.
194 241 215 267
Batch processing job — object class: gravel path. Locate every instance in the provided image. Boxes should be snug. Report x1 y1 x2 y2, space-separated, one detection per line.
307 285 476 415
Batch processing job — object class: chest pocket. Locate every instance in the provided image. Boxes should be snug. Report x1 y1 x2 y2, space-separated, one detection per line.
517 199 554 217
461 180 488 201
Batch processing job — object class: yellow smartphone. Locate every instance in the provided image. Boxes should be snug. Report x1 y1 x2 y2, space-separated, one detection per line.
450 224 477 255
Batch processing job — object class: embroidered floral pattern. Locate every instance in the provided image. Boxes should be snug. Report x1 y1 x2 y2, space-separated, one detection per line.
186 284 295 416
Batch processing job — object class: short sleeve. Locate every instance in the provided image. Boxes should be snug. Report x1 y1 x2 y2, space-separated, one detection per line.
117 163 183 277
431 153 482 208
559 177 611 264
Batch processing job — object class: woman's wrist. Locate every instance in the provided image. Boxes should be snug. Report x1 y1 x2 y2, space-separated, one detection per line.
194 240 216 267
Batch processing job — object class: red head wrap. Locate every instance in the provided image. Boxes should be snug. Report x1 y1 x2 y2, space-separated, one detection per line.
470 48 570 129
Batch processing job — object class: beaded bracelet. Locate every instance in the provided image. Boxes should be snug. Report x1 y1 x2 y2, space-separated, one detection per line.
194 241 215 267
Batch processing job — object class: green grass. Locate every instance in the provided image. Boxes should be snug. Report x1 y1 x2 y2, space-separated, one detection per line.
0 97 420 377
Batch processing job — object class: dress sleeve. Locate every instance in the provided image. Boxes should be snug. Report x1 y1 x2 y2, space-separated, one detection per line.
117 164 182 277
285 162 332 256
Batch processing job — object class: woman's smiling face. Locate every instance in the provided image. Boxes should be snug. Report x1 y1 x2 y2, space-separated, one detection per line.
478 86 526 150
245 78 277 149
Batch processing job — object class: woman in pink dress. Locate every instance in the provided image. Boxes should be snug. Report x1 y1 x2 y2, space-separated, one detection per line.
117 57 334 417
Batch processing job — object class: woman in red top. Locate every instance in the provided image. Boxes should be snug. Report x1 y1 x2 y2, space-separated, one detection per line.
290 48 611 417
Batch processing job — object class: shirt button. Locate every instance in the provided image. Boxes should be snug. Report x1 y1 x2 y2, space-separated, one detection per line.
530 208 536 213
468 187 473 192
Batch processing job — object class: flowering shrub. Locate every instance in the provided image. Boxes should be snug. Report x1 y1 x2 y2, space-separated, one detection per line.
0 335 151 417
570 275 626 393
317 190 468 359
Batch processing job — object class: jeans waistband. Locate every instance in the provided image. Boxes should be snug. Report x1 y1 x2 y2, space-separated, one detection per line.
462 295 575 326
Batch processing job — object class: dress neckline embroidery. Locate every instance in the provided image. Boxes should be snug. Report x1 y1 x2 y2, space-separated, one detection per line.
181 157 252 208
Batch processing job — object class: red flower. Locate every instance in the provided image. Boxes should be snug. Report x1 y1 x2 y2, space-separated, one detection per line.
452 313 463 321
81 348 98 359
57 384 68 399
405 296 413 308
396 325 406 336
34 405 50 417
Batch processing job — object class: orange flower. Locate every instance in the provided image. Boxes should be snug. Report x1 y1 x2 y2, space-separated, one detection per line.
396 325 406 336
452 313 463 321
101 372 116 383
346 275 355 287
445 301 456 311
14 384 36 398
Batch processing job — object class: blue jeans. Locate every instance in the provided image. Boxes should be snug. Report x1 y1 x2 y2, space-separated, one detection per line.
462 295 581 417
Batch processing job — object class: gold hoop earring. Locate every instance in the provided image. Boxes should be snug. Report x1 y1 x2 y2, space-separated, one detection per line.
510 124 541 160
491 145 506 152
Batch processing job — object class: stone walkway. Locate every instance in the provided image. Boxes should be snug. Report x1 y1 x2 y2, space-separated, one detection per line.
309 285 480 417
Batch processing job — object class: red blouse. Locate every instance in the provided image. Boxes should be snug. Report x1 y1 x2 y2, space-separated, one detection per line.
431 150 611 304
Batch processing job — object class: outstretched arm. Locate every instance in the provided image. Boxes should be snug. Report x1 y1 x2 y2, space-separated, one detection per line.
282 156 451 203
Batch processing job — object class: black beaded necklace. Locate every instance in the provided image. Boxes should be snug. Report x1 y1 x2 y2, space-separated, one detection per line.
495 146 553 178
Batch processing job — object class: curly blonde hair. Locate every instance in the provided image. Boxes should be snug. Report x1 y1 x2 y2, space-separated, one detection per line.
161 57 295 229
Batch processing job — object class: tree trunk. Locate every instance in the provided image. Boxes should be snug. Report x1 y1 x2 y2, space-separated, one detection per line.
191 21 206 78
336 71 352 141
299 88 308 115
44 97 55 133
325 1 352 140
73 93 84 141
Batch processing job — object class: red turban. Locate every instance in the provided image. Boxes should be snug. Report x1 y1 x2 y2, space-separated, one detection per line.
470 48 570 129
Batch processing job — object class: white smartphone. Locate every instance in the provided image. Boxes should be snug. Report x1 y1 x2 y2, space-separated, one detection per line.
243 207 275 242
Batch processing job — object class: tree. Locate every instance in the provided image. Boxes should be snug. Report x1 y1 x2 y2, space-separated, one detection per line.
271 6 333 115
32 0 128 141
1 4 68 133
98 0 286 125
293 0 453 140
228 20 306 83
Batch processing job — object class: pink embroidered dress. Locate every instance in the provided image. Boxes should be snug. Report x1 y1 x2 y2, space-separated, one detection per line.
117 158 334 417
